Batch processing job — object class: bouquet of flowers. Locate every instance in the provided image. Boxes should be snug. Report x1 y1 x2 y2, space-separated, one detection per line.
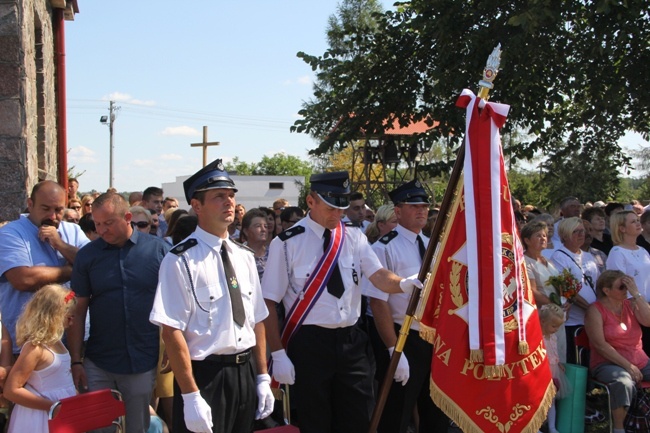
546 269 582 306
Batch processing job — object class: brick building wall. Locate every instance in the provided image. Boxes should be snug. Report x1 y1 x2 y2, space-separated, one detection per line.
0 0 59 221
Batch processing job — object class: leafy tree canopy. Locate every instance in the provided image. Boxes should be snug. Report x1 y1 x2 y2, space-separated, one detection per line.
224 153 313 178
292 0 649 199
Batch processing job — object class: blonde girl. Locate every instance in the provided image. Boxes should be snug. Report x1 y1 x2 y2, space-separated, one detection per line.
5 284 78 433
539 303 571 433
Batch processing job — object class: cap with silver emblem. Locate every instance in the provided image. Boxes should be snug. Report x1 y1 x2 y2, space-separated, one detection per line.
388 179 430 205
183 159 238 204
309 171 351 209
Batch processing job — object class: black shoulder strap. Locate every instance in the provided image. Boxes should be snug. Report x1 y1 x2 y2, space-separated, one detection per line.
170 238 198 255
278 225 305 241
378 231 398 245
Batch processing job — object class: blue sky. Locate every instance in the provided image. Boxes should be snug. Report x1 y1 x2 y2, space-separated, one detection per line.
65 1 648 193
66 1 396 192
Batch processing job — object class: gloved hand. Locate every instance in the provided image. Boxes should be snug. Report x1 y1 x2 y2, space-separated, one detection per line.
388 347 410 386
255 374 275 420
181 391 213 433
271 349 295 385
399 274 423 294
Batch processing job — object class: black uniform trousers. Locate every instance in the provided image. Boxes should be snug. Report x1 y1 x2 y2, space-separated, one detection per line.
172 353 257 433
288 324 375 433
369 321 449 433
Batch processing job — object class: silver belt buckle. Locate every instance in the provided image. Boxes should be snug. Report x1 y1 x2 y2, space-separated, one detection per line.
235 353 246 364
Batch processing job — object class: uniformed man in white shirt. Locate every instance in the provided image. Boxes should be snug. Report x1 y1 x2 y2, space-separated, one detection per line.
363 179 448 433
261 171 423 433
150 159 274 433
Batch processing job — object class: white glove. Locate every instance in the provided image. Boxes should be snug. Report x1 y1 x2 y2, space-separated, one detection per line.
182 391 213 433
271 349 295 385
388 347 410 386
399 274 423 294
255 373 275 420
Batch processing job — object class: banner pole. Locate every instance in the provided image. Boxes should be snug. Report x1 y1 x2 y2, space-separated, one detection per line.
367 44 502 433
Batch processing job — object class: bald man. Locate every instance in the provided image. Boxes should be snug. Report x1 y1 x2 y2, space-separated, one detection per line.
0 181 89 353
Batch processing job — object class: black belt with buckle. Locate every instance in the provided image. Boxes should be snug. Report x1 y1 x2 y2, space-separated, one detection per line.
204 350 251 365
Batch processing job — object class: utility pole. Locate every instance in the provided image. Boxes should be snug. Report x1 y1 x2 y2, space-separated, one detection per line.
100 101 120 188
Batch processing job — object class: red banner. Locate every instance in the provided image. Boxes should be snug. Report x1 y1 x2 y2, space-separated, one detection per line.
418 90 554 433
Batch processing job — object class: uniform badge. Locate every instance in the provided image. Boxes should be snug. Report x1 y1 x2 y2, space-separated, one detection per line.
415 180 422 188
230 276 239 289
217 161 225 171
343 179 349 188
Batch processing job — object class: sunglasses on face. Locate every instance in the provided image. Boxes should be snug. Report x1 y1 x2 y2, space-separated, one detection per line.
70 206 81 210
134 221 150 229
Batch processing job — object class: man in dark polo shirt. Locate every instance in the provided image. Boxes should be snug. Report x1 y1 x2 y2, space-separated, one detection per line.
68 192 171 433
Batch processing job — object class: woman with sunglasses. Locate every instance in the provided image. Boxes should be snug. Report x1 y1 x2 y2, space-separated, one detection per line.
550 217 600 364
129 206 152 234
80 194 94 217
585 270 650 433
606 210 650 354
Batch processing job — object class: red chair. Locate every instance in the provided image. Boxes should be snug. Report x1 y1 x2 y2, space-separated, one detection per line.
48 388 125 433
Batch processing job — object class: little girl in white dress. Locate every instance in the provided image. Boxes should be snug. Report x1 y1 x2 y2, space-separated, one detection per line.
4 284 78 432
540 303 571 433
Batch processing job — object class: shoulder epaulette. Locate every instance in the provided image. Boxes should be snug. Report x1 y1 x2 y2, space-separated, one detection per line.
170 238 198 255
344 221 362 228
230 239 255 254
278 225 305 241
378 231 399 245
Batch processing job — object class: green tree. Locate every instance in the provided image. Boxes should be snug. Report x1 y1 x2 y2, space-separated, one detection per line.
254 153 313 177
223 157 256 175
292 0 649 201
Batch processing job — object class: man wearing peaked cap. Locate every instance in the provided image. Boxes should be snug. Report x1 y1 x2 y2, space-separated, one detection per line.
309 171 351 209
182 159 238 205
363 179 449 433
388 179 430 205
261 171 425 433
151 159 274 433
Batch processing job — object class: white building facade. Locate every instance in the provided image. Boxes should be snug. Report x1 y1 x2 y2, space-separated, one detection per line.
162 174 304 211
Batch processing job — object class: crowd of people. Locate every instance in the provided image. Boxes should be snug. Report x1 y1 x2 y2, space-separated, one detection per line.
0 166 649 433
519 196 650 433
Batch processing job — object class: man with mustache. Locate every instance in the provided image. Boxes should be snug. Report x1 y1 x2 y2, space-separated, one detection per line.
0 180 89 354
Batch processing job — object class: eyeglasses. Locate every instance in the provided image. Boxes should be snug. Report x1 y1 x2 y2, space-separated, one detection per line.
85 203 93 207
134 221 150 229
70 206 81 210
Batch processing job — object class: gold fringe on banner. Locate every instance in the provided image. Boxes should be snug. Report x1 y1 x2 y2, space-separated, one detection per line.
518 341 530 355
483 365 505 378
469 349 483 363
419 323 436 344
430 378 556 433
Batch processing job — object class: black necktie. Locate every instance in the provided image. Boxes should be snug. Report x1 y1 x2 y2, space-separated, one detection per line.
323 229 345 298
220 243 246 326
416 235 426 260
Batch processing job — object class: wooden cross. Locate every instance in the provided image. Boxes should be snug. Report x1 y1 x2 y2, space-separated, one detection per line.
191 126 220 167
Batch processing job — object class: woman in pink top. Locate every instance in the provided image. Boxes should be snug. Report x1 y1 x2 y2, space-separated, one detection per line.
585 270 650 433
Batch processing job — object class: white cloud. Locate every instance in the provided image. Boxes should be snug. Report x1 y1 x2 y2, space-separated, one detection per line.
68 146 97 163
160 154 183 161
131 159 155 167
101 92 156 106
297 75 311 85
130 99 156 106
102 92 132 102
161 126 201 137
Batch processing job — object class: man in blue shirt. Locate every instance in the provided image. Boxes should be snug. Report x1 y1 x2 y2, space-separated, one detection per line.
0 180 89 353
68 192 171 433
